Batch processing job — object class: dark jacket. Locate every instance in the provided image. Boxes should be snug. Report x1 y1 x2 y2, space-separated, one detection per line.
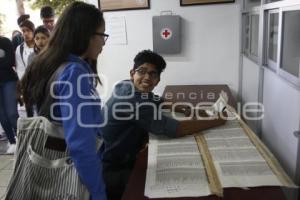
0 37 18 83
101 80 178 170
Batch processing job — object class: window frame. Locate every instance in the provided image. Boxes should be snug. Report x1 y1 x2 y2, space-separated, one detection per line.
264 0 282 4
242 13 250 56
249 13 260 61
243 0 262 10
277 5 300 87
242 10 260 63
264 9 279 71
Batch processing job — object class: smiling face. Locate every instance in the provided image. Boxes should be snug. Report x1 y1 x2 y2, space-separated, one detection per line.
130 63 160 93
83 24 106 60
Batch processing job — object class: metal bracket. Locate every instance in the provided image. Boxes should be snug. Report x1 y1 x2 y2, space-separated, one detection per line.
160 10 173 16
294 130 300 138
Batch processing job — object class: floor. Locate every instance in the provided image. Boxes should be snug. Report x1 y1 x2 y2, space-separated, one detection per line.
0 125 13 200
0 153 13 200
0 108 26 199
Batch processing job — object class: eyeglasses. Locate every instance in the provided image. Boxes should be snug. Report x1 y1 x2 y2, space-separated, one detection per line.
135 67 160 79
94 32 109 42
42 19 54 24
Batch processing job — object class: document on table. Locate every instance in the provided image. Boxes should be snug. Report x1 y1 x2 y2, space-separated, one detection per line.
145 135 211 198
202 122 282 188
145 109 294 198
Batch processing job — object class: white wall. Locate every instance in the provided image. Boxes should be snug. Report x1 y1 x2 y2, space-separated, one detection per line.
241 56 260 104
241 56 261 132
241 56 300 181
262 69 300 178
96 0 240 101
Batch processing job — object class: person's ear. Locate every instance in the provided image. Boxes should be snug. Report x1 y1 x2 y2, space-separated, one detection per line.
130 69 135 80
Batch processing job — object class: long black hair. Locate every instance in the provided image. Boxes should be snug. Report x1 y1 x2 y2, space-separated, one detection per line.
21 2 104 109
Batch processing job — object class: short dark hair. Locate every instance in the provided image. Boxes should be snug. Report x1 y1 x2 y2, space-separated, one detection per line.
19 20 35 32
17 14 30 26
133 50 166 74
40 6 55 18
34 25 50 38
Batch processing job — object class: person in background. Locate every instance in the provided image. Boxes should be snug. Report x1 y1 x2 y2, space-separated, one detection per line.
40 5 55 32
12 30 22 38
11 14 30 51
11 30 23 52
0 129 7 141
25 25 50 117
21 2 108 199
17 14 30 26
27 25 50 65
15 19 35 79
15 20 35 117
0 36 19 154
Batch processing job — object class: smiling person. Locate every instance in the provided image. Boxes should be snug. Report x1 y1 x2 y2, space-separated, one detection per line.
20 2 108 200
100 49 226 199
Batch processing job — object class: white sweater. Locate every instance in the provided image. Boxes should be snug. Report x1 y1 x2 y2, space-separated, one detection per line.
15 42 34 79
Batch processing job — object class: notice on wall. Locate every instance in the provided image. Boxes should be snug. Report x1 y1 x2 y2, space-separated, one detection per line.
105 16 127 45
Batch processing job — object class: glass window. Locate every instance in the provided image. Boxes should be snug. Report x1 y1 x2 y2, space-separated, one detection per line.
242 14 250 55
281 10 300 78
244 0 261 9
268 13 279 62
250 14 259 57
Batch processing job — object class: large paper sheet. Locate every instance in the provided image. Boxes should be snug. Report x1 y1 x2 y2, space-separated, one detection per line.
202 122 282 188
144 107 291 198
145 135 211 198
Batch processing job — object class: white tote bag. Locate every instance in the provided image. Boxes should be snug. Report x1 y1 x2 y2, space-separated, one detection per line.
5 116 90 200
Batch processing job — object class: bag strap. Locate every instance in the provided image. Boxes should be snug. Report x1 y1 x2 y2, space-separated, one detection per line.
20 43 25 66
38 63 67 118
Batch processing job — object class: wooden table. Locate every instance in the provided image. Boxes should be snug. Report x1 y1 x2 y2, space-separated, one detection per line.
122 85 287 200
122 149 286 200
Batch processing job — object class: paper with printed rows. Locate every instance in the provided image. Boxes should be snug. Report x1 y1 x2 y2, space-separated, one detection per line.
145 111 295 198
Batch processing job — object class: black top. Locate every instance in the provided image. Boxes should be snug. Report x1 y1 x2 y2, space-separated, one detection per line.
100 80 178 171
0 36 18 83
11 33 24 51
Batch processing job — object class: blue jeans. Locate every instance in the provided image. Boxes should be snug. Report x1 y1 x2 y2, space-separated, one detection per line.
0 81 18 144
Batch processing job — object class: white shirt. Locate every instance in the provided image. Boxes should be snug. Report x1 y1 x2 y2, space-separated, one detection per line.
15 42 34 79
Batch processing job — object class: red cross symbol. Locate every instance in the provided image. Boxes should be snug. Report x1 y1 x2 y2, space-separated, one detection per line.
162 30 170 38
161 28 172 40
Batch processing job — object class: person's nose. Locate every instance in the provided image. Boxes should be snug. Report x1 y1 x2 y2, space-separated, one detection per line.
144 72 152 80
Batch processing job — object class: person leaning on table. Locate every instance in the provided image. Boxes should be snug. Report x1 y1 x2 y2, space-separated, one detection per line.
100 49 226 200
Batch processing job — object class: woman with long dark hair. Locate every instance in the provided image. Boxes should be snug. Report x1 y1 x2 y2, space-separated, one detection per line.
24 25 50 117
21 2 108 199
27 25 50 66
